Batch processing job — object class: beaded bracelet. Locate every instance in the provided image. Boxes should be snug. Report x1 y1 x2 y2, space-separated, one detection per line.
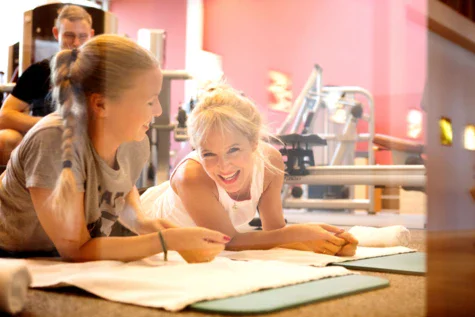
158 230 168 261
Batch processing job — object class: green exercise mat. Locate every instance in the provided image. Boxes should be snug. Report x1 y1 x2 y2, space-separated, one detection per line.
332 252 426 275
190 275 389 314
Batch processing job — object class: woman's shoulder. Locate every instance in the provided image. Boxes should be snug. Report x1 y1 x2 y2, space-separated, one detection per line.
262 142 284 164
171 158 216 193
261 143 284 173
173 158 211 184
261 142 285 189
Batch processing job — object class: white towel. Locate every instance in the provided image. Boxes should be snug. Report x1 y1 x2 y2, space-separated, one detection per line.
348 225 411 247
0 260 32 315
26 252 353 312
221 246 415 267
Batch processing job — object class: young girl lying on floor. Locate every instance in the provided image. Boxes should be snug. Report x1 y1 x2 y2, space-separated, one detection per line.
141 85 358 255
0 35 228 263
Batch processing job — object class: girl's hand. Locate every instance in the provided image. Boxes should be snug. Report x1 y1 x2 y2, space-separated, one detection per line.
138 218 179 234
163 227 230 263
279 224 346 255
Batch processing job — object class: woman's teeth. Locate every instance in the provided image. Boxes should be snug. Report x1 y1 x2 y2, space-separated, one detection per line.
220 171 238 180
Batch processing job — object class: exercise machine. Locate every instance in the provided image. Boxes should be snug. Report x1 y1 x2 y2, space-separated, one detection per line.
277 65 426 213
138 70 193 188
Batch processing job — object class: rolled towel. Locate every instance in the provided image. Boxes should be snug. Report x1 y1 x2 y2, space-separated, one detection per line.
0 260 32 315
348 225 411 247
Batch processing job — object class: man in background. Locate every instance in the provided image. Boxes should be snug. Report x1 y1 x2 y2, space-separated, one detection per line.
0 5 94 165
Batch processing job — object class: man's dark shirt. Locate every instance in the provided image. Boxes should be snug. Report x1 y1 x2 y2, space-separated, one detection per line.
9 59 54 117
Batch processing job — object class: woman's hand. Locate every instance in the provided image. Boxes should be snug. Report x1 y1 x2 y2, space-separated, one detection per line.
334 231 358 256
163 227 230 263
278 224 347 255
315 224 359 256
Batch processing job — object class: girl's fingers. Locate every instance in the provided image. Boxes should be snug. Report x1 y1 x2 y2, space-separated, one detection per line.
202 229 231 244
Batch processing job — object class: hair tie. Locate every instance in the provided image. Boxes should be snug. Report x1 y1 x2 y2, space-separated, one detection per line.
64 49 79 83
62 160 73 169
65 49 79 83
158 230 168 261
71 48 78 62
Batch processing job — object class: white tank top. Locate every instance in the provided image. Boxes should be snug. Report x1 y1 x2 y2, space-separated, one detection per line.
141 151 265 229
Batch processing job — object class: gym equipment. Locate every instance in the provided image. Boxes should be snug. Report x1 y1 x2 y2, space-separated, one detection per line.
0 84 15 94
278 65 374 166
373 134 425 165
6 42 19 86
190 275 389 314
140 70 193 187
138 29 166 69
134 27 192 186
277 65 426 213
277 133 327 175
0 84 15 105
173 106 189 142
373 134 426 192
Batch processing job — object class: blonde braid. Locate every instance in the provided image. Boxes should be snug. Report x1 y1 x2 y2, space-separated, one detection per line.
50 49 81 218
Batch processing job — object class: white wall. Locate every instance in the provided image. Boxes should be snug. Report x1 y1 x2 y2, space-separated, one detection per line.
0 0 46 80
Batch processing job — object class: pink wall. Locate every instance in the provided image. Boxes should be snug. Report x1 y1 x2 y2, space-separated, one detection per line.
203 0 427 164
110 0 187 115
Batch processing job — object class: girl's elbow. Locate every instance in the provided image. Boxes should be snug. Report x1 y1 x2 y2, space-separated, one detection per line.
55 242 87 262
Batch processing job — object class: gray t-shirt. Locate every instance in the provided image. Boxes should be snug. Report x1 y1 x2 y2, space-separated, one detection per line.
0 113 149 252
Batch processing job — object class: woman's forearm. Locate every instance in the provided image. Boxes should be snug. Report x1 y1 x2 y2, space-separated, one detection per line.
225 226 299 251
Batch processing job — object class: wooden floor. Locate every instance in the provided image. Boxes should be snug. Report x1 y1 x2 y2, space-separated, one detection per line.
426 230 475 316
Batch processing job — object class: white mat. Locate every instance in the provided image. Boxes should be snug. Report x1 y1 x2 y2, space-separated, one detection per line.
0 259 31 314
221 246 416 267
24 252 353 312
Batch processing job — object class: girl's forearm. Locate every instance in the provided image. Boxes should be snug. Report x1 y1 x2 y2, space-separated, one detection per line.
119 186 147 233
69 232 163 262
